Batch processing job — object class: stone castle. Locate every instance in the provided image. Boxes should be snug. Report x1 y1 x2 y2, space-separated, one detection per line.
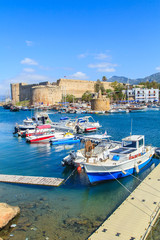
11 78 112 105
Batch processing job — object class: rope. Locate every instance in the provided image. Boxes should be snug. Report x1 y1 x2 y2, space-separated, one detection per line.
97 160 153 215
124 170 160 195
108 171 153 214
62 168 77 184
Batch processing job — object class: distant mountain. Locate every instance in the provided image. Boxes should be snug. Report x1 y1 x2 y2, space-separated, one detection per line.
108 72 160 85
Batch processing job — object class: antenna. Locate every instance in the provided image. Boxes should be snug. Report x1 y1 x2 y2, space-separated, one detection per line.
130 119 133 136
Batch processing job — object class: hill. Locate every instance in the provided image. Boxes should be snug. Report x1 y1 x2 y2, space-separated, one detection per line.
108 72 160 84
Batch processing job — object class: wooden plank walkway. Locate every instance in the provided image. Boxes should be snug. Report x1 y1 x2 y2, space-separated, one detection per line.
0 174 64 187
88 163 160 240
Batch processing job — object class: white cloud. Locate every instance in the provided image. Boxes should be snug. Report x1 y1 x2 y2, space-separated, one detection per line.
78 53 88 58
94 53 109 60
88 62 117 73
25 40 33 46
11 73 51 83
23 68 35 73
156 66 160 71
20 58 38 66
0 73 53 95
97 67 116 73
88 62 117 68
70 71 88 79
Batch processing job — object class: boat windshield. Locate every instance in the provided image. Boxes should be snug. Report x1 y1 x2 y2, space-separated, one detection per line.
123 141 137 148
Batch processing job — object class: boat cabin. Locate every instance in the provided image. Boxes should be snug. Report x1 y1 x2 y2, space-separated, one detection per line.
122 135 144 149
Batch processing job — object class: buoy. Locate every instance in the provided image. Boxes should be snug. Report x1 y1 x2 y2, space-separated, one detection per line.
134 163 139 173
77 166 82 172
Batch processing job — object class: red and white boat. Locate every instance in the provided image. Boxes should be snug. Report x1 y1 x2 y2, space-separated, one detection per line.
26 131 67 143
25 124 54 137
26 132 55 143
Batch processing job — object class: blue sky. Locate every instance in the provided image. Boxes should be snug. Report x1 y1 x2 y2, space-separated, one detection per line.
0 0 160 94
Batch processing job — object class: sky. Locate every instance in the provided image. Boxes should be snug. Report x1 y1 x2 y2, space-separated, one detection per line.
0 0 160 95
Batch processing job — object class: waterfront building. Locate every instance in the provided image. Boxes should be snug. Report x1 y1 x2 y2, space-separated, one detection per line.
123 88 159 103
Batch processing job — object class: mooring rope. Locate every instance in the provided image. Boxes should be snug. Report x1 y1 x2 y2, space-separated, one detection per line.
62 168 77 184
97 161 153 216
107 170 153 214
124 170 160 195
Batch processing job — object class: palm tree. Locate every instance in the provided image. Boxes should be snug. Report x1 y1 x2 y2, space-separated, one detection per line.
102 76 107 82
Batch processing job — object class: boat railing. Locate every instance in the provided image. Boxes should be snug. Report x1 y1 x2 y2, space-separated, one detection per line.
140 202 160 240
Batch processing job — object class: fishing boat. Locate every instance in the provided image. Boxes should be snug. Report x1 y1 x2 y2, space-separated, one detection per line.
62 134 121 167
83 135 155 183
50 132 80 145
128 105 147 112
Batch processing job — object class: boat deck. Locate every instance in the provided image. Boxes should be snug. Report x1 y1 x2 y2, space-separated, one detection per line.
88 163 160 240
0 174 64 187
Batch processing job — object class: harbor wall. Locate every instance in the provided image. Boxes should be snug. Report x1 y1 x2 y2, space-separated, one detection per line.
10 79 113 105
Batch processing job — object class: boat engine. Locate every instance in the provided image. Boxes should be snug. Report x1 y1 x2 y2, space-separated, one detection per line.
61 150 77 166
70 150 77 160
13 126 19 134
75 125 83 134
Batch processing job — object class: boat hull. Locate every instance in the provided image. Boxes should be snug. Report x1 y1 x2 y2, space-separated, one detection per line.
50 138 80 145
85 156 153 184
26 135 54 142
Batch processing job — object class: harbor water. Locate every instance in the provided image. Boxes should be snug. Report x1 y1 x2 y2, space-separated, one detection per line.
0 107 160 240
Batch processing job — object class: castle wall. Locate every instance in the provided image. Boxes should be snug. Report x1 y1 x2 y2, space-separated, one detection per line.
11 79 113 105
57 79 112 98
11 83 20 104
31 86 62 105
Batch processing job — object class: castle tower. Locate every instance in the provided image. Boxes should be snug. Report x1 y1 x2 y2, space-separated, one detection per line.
91 91 110 111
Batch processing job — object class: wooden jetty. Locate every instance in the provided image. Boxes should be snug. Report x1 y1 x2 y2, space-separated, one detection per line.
0 174 64 187
88 164 160 240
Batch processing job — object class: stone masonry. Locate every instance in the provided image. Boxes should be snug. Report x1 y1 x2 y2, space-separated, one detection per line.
11 78 113 105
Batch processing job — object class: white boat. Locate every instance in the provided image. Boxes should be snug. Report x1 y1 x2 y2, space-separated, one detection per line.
83 135 155 183
25 125 54 137
14 112 52 135
26 131 55 143
62 135 121 167
51 116 101 133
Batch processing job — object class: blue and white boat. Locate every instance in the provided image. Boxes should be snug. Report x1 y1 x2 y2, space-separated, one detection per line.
83 135 155 183
50 132 80 145
62 134 121 167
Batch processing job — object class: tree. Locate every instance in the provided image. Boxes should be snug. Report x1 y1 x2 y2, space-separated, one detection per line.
65 94 75 103
94 79 105 94
82 91 92 102
102 76 107 82
110 81 125 101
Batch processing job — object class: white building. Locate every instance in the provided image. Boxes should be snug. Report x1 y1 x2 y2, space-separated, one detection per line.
124 88 159 103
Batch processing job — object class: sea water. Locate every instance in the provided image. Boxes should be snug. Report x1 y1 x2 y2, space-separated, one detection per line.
0 107 159 240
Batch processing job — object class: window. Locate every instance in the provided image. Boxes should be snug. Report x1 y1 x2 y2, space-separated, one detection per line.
138 139 144 147
123 141 137 148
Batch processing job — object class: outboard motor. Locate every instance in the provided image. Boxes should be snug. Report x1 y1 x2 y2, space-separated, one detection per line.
13 126 19 134
70 150 77 160
42 116 45 124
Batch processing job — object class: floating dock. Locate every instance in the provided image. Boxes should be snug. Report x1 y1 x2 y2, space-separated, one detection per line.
0 174 64 187
88 164 160 240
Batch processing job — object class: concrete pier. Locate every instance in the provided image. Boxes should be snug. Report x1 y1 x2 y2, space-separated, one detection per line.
88 164 160 240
